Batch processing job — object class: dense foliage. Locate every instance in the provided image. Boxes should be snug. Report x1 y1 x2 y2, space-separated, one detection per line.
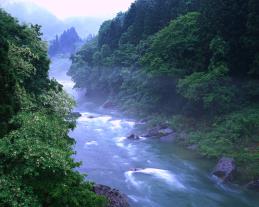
68 0 259 182
0 9 106 206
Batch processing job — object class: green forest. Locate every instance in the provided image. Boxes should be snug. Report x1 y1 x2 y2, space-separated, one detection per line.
1 0 259 206
0 9 106 206
68 0 259 182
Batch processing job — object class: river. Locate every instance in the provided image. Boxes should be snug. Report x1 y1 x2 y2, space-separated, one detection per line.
50 56 259 207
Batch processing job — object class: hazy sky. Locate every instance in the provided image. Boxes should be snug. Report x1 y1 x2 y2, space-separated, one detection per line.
1 0 135 19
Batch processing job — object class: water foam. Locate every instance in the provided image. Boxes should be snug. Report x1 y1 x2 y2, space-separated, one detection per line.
84 141 98 148
124 120 135 127
126 168 185 189
110 120 123 129
125 171 144 187
97 115 112 122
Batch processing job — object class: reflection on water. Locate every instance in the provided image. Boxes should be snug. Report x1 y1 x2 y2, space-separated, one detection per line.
50 56 259 207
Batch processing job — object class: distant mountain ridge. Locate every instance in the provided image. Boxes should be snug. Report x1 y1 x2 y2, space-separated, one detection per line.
48 27 83 57
1 1 104 40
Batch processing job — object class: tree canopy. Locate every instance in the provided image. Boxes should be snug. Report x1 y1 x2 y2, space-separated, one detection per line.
0 9 106 206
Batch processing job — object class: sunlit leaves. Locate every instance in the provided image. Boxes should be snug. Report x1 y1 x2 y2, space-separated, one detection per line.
8 43 38 83
141 12 202 76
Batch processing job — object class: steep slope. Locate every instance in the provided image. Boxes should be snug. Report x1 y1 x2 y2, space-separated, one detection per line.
68 0 259 184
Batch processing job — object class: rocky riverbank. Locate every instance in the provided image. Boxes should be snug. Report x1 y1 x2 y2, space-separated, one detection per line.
93 185 130 207
123 118 259 192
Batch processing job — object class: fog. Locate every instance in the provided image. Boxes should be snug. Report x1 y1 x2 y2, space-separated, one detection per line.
0 0 107 39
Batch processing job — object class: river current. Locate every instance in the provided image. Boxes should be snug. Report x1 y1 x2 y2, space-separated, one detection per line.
50 56 259 207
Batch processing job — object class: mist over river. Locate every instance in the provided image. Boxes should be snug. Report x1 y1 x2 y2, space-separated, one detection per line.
49 56 259 207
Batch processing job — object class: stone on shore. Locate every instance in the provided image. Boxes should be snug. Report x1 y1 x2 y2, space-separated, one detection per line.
212 157 236 182
143 125 173 138
93 184 130 207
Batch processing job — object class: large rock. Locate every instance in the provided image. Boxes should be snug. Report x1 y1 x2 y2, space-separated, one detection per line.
127 134 140 140
66 112 81 119
247 180 259 192
212 157 236 182
93 184 130 207
102 100 115 109
143 125 173 138
143 127 161 137
158 128 173 136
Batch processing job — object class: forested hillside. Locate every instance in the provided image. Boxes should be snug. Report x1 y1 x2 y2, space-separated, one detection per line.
0 9 106 206
68 0 259 182
48 27 82 57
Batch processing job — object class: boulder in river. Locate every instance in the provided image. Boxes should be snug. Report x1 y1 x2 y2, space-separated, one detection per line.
127 134 140 140
246 180 259 192
158 128 173 136
212 157 236 182
102 100 116 109
66 112 81 119
93 184 130 207
129 168 143 172
143 125 173 138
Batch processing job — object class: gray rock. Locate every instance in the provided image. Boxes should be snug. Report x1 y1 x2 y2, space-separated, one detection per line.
212 157 236 182
247 180 259 192
143 127 161 137
158 128 173 136
66 112 81 119
71 112 82 117
127 134 140 140
129 168 143 172
93 184 130 207
143 126 173 138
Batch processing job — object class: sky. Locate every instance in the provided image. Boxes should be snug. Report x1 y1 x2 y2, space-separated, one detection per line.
1 0 135 19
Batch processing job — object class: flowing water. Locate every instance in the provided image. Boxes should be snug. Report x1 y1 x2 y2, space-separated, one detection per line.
50 56 259 207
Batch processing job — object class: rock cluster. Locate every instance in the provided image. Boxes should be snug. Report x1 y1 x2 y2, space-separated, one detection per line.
93 184 130 207
127 134 140 140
